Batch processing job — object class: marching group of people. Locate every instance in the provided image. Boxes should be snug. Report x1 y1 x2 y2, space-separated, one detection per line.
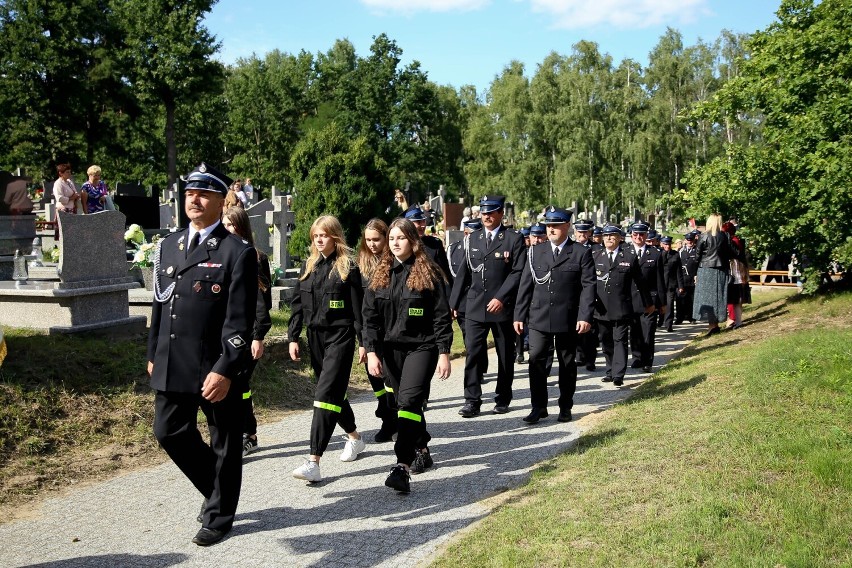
146 163 746 546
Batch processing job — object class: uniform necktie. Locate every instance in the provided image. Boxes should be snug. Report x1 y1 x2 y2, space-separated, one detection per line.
609 251 615 265
187 232 200 257
553 246 560 260
486 232 493 247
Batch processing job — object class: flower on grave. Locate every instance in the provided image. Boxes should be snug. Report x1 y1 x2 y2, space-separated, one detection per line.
49 246 60 263
124 224 145 246
130 234 161 269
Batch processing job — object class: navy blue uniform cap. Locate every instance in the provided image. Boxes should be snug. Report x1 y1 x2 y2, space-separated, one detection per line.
184 162 233 196
543 206 572 225
478 195 505 214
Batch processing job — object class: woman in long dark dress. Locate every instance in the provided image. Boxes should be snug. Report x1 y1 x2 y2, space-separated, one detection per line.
693 213 735 336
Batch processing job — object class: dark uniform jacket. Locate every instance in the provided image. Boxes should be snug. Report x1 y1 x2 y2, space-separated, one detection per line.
662 249 686 291
147 224 258 393
287 252 363 343
514 240 596 333
449 226 525 323
253 252 273 341
362 256 453 355
422 234 452 287
447 239 467 312
625 245 667 312
679 244 699 285
593 247 651 321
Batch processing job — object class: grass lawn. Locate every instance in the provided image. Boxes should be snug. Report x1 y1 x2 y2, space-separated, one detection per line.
433 289 852 567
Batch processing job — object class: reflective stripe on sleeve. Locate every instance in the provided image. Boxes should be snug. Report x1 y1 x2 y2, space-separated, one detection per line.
242 390 252 400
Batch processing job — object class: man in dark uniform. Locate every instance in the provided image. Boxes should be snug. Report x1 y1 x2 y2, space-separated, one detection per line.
592 225 653 386
573 219 598 371
625 222 666 373
449 195 525 417
447 219 486 373
514 206 596 424
404 204 452 286
515 225 531 363
676 232 699 324
591 226 604 250
148 163 257 547
660 235 685 331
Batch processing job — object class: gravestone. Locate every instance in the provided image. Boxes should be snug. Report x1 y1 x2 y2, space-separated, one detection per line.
115 182 146 197
159 204 173 229
266 189 294 271
247 199 274 256
0 209 145 334
113 195 159 229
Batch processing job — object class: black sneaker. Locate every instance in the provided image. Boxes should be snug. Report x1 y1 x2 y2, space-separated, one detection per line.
242 435 258 457
410 449 434 474
458 402 481 418
385 465 411 493
374 423 397 444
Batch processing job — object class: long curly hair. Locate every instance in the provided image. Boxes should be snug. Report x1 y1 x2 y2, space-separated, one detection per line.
369 218 446 292
300 215 354 282
357 218 388 281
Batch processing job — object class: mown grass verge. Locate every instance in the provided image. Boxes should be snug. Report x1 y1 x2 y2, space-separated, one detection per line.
0 307 468 519
434 289 852 567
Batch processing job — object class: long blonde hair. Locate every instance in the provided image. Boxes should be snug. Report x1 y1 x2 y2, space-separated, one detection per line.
300 215 354 282
705 213 723 236
357 218 388 281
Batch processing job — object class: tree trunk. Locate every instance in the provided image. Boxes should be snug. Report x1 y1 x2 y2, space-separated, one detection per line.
165 96 177 187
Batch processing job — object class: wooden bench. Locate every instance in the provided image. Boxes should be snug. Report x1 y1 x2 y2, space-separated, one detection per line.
749 270 799 287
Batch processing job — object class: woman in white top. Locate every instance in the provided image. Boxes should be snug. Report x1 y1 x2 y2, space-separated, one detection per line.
52 163 80 214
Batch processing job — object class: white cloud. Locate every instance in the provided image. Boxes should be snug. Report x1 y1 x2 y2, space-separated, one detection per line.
526 0 710 29
359 0 489 14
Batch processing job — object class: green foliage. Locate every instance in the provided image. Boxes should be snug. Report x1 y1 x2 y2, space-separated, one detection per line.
685 0 852 291
287 122 389 254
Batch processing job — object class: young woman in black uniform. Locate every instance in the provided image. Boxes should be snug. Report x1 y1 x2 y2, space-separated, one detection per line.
222 206 272 457
362 218 453 493
356 219 398 443
288 215 366 483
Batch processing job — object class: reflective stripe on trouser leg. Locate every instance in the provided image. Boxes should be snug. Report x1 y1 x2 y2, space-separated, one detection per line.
307 326 356 457
313 401 342 413
398 410 422 422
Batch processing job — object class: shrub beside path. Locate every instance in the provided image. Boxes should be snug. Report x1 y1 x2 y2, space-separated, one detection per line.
2 323 704 567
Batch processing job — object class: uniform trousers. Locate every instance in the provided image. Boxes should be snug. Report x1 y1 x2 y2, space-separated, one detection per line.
528 328 578 411
597 318 630 380
456 311 488 374
242 358 259 436
630 311 658 366
381 344 436 466
307 326 357 456
676 286 695 323
463 318 515 406
576 321 598 364
154 388 242 532
366 366 396 422
663 290 678 329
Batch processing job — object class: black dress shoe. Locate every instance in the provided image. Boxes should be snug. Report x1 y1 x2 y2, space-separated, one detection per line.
602 375 613 383
522 408 548 424
642 365 652 373
492 404 509 414
630 360 643 368
459 402 481 418
613 378 624 386
192 527 229 546
585 363 596 371
197 498 207 523
706 326 721 337
665 326 673 332
557 410 572 423
516 353 524 363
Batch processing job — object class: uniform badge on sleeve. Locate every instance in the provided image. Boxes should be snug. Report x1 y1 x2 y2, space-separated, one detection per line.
228 335 246 349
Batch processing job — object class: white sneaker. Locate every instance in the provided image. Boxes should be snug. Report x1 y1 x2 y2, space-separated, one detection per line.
339 437 366 462
292 460 322 483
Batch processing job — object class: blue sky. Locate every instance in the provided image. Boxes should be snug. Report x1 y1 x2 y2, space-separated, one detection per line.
204 0 782 92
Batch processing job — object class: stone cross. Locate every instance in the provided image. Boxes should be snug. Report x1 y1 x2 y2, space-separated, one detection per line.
266 188 295 272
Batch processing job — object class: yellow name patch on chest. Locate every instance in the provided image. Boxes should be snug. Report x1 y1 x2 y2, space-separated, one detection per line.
408 308 424 316
329 300 345 309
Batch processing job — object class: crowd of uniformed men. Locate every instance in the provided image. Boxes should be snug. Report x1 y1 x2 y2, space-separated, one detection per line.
147 165 703 546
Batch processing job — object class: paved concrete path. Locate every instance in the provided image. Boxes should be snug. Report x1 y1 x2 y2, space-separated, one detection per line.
2 323 704 567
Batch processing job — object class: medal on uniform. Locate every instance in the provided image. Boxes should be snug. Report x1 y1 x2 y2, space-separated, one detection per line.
211 284 221 293
193 281 202 293
207 237 218 248
166 266 174 275
178 235 186 251
494 252 501 258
